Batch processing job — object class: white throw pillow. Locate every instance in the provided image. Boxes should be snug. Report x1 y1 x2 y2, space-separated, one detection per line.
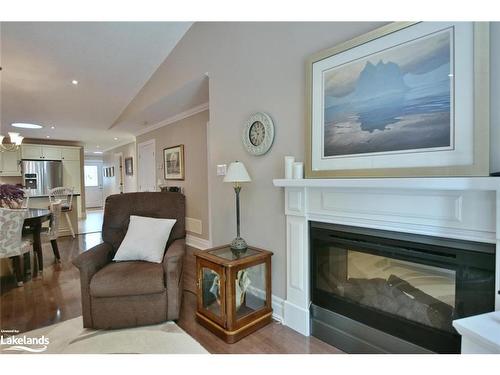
113 215 177 263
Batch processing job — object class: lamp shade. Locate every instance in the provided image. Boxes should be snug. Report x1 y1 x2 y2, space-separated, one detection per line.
224 161 251 183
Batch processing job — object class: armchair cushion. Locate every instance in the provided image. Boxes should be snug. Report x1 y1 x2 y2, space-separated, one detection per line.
90 261 165 298
113 215 176 263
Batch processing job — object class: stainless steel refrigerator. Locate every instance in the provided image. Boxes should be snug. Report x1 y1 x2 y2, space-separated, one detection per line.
21 160 63 196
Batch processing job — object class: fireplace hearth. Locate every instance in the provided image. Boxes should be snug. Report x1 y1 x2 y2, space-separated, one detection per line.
310 222 496 353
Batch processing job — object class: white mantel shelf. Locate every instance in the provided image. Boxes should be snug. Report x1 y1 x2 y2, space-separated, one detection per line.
273 175 500 344
273 177 500 191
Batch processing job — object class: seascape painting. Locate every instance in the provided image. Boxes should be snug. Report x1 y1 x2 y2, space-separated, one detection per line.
323 28 453 158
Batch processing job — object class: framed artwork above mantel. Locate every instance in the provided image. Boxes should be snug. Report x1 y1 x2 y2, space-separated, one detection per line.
305 22 490 178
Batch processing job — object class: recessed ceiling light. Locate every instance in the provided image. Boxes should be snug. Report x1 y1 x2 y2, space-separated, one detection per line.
11 123 43 129
96 145 100 148
94 151 103 154
50 126 55 130
46 135 50 138
114 137 119 141
72 80 78 85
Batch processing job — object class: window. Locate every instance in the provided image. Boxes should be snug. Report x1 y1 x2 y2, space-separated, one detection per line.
84 165 99 187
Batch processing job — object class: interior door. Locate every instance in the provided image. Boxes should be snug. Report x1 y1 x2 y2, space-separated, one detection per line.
84 160 103 208
138 140 156 192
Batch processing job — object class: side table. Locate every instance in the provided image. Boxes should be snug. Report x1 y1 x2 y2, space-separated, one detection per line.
194 244 273 343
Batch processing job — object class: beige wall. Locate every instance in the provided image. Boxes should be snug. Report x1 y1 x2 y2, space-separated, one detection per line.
136 110 210 240
115 22 500 299
0 176 22 185
102 142 137 201
119 22 385 299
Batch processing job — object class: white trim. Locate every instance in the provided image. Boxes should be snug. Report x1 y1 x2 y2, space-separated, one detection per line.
134 102 209 137
271 295 285 323
246 286 285 323
274 177 500 191
137 139 156 192
284 301 310 336
206 120 213 249
275 178 500 336
186 234 212 250
101 140 136 153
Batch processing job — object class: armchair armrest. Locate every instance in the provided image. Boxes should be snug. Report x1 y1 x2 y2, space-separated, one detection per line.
72 242 114 328
73 242 114 274
163 238 185 320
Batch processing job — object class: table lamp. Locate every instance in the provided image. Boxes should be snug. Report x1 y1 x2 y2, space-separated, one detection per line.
224 161 251 251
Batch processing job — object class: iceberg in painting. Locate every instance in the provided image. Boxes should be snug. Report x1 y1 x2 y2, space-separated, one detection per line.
323 28 453 157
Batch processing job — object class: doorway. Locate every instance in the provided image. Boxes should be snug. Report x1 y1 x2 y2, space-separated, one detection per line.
138 139 156 192
84 160 104 208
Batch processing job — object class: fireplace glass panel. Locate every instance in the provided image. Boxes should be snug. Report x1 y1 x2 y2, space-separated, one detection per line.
316 246 456 333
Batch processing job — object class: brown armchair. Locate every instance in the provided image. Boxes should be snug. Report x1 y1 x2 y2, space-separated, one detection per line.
73 192 186 329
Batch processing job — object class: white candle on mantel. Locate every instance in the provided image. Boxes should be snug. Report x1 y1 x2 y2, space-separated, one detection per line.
284 156 295 179
293 162 304 179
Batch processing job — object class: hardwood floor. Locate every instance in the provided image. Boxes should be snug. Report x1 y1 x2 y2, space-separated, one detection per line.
0 233 341 354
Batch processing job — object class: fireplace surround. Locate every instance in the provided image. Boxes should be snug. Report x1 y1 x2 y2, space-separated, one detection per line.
310 222 495 353
273 177 500 353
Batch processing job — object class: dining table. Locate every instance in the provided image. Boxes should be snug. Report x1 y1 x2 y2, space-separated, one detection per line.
23 208 53 279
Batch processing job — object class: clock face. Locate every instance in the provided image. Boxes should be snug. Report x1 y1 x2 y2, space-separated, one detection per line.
242 112 274 156
249 121 266 146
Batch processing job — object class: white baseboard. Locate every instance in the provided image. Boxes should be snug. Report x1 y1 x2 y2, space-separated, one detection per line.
284 301 310 336
271 295 285 323
247 286 284 323
186 234 212 250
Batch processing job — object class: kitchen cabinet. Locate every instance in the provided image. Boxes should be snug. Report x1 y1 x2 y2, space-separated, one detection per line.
0 149 22 176
63 160 82 194
61 147 80 161
20 144 82 194
21 144 62 160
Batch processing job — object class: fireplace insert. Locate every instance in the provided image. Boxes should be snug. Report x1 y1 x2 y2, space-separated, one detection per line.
310 222 495 353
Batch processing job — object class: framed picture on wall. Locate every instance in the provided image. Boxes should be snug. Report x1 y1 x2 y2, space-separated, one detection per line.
164 144 185 180
306 22 490 178
125 157 133 176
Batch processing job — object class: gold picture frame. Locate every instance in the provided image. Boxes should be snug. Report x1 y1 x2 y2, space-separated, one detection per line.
163 144 185 180
305 22 490 178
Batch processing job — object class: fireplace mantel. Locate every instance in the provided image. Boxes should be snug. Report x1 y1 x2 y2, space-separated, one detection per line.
274 177 500 191
273 177 500 337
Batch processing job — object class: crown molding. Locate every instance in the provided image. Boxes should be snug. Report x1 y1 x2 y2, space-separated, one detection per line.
100 139 136 154
134 102 209 137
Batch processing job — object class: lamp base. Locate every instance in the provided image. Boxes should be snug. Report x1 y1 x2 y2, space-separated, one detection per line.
230 236 248 252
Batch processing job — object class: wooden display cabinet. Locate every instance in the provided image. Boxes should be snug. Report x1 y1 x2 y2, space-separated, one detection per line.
194 245 273 343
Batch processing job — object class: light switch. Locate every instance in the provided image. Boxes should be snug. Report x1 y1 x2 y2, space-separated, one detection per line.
217 164 227 176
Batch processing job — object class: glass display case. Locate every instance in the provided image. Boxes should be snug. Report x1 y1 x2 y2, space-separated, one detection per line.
195 245 273 343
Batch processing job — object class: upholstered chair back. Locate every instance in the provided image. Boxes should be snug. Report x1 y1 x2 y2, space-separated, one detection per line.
0 208 27 258
102 192 186 251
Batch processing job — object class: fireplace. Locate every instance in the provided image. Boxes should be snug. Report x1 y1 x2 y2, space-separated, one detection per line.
310 222 496 353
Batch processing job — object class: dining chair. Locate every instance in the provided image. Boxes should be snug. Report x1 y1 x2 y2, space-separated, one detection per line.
49 186 75 238
0 208 32 286
42 200 63 263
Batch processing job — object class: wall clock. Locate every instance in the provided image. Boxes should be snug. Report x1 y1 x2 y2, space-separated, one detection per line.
242 112 275 156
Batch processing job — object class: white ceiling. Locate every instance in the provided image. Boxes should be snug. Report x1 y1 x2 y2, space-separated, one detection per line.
114 74 209 134
0 22 192 153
